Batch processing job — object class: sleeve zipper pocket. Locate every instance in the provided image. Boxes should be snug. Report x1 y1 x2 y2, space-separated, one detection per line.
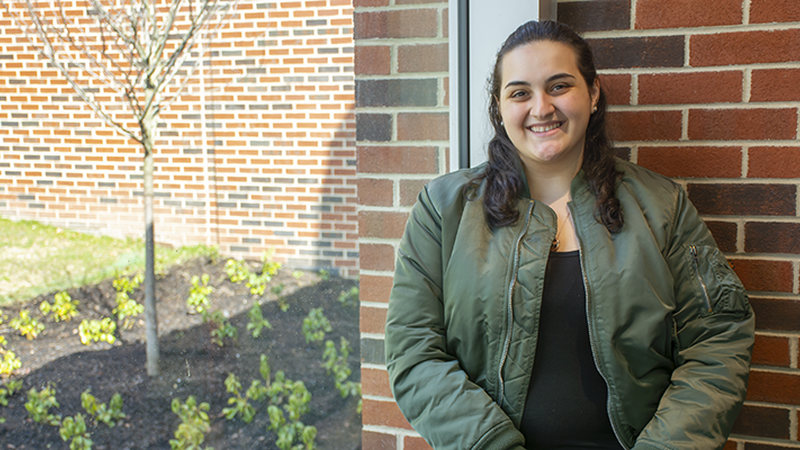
689 245 713 314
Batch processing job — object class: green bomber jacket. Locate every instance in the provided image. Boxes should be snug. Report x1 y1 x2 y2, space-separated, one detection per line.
385 158 754 450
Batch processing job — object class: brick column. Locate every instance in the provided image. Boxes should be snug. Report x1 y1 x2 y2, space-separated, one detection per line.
355 0 448 449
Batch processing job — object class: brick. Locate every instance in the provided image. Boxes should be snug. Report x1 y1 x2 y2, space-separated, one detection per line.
746 443 800 450
360 274 394 303
558 0 631 33
358 146 438 174
637 146 741 178
356 79 439 107
362 367 393 398
354 0 390 7
356 113 392 142
636 0 742 29
638 71 742 105
361 305 388 334
599 74 631 106
751 297 800 332
354 10 438 39
731 404 790 439
751 69 800 102
358 178 393 207
687 184 796 216
751 334 791 367
400 179 432 207
705 221 737 253
396 0 447 4
362 399 413 429
588 36 684 70
723 441 737 450
687 108 797 141
397 113 449 141
748 147 800 179
355 45 391 75
729 259 794 293
607 110 682 142
398 44 448 73
691 29 800 66
745 222 800 254
750 0 800 23
360 242 396 271
362 430 396 450
746 370 800 405
359 210 409 239
614 147 632 161
404 436 434 450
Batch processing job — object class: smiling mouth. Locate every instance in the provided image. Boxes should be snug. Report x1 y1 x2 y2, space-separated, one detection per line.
528 122 563 133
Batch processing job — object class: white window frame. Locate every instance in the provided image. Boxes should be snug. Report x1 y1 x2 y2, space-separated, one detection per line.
448 0 558 171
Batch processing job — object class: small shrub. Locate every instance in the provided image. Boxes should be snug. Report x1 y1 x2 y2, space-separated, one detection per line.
246 303 272 338
317 269 330 281
323 337 362 413
302 308 331 344
79 318 116 345
112 274 144 330
224 259 249 283
0 379 22 424
0 345 22 377
40 291 79 322
222 354 270 424
10 309 45 340
59 414 93 450
169 396 213 450
207 310 237 347
337 286 359 308
187 274 213 315
291 270 304 279
81 389 125 427
25 383 60 426
271 283 288 311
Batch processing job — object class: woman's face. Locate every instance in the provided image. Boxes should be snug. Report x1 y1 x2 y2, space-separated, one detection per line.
498 40 599 169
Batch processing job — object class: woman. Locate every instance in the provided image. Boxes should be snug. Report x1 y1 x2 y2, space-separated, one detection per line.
385 20 754 450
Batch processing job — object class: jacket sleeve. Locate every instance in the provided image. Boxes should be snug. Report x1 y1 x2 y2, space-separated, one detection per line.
385 186 526 450
633 186 755 450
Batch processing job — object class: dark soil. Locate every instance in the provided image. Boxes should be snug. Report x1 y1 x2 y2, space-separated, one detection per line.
0 256 361 449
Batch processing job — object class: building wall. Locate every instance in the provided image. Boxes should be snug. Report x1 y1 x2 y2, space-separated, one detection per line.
0 0 358 276
357 0 800 448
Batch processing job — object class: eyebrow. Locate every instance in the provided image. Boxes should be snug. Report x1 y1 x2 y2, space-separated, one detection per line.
503 72 577 90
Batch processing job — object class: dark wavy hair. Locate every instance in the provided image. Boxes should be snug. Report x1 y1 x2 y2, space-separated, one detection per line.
474 20 623 233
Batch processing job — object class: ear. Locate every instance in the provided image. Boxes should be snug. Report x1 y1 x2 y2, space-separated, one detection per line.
590 78 600 110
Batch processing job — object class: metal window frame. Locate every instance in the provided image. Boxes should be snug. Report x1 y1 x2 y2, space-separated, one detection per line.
448 0 558 171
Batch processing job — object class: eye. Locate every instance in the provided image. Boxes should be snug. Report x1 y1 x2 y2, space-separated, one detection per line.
509 90 529 99
550 83 569 92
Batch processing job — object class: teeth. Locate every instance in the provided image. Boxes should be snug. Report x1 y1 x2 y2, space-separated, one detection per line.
529 122 561 133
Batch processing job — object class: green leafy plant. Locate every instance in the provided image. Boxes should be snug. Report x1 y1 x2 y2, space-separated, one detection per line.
0 379 22 424
323 337 362 413
291 270 304 279
112 273 144 330
207 310 237 347
25 383 61 426
81 390 125 427
79 318 117 345
222 354 270 424
272 283 288 311
169 396 213 450
317 269 330 281
10 309 45 340
224 259 249 283
266 373 316 450
59 414 93 450
187 274 214 315
0 341 22 376
246 303 272 338
302 308 331 344
337 286 359 308
40 291 79 322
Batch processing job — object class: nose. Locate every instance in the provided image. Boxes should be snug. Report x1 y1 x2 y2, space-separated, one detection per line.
530 92 555 119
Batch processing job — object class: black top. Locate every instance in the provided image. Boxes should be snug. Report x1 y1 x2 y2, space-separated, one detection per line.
520 251 622 450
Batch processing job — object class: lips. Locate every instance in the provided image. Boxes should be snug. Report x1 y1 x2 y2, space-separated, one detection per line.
527 121 563 133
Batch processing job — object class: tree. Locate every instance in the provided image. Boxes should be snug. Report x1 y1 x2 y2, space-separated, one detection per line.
0 0 241 375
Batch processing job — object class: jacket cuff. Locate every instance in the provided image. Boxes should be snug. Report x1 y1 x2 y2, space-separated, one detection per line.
471 420 525 450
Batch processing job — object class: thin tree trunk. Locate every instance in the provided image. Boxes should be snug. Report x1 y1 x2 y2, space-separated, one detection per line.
142 92 159 376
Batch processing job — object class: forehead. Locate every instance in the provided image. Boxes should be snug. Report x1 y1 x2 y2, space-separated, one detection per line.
500 41 581 84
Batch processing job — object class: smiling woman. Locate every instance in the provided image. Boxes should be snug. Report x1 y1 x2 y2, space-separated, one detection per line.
385 20 754 450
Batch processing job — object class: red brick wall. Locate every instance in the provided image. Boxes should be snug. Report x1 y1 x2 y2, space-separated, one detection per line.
0 0 358 276
357 0 800 448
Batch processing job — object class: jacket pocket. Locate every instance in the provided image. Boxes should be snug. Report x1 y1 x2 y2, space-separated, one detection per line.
685 244 749 317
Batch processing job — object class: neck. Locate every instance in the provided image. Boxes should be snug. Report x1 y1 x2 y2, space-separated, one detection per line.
523 152 583 205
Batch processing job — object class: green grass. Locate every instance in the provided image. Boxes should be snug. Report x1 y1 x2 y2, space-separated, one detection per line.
0 217 219 305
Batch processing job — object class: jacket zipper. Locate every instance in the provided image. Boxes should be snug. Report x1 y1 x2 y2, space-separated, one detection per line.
570 203 630 450
496 201 534 408
689 245 713 313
